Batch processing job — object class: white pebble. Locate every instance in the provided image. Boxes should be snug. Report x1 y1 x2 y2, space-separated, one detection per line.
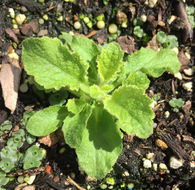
148 0 158 8
183 68 193 76
15 14 26 25
140 14 147 22
9 8 15 18
74 21 81 30
24 175 36 185
168 15 177 25
182 82 192 92
153 163 158 171
169 156 183 169
174 72 182 80
146 152 154 160
143 159 152 168
159 163 167 170
164 111 170 118
185 52 191 60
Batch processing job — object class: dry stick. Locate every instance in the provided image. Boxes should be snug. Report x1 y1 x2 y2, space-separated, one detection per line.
176 0 193 42
67 176 86 190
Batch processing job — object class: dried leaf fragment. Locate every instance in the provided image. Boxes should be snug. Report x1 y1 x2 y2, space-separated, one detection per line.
0 57 21 113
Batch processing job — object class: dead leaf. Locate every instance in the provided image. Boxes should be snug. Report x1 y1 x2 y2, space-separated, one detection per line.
38 132 59 147
20 20 39 36
147 35 160 51
117 35 135 54
0 57 21 113
182 100 191 115
5 28 19 44
178 50 190 71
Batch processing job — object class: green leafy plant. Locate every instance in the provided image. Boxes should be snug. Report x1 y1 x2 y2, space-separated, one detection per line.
186 5 195 28
156 31 178 49
22 33 180 179
169 98 184 112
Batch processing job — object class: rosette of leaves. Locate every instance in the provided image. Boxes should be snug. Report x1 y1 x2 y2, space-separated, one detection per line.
22 33 180 179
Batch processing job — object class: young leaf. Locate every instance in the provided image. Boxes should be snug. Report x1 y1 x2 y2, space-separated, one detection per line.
66 98 86 114
76 104 123 179
104 85 154 138
123 48 180 77
89 85 107 100
26 106 68 136
123 71 150 90
22 37 89 93
97 43 124 83
59 32 100 84
62 104 92 149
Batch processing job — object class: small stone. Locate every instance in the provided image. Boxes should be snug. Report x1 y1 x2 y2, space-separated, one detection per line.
38 29 48 37
153 163 158 171
73 21 81 30
164 111 170 118
108 24 118 34
185 52 190 60
155 139 168 150
8 8 15 18
17 176 24 183
190 161 195 168
20 83 28 93
151 100 157 109
182 82 192 92
39 18 44 25
122 170 129 176
24 175 36 185
140 14 147 22
172 47 179 55
97 21 105 29
43 14 48 21
143 159 152 168
159 163 167 170
15 14 26 25
148 0 158 8
169 156 183 169
183 68 193 76
146 152 154 160
174 72 182 80
127 183 134 189
105 177 115 185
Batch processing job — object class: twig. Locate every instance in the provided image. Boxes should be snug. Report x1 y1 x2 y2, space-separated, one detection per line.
67 176 86 190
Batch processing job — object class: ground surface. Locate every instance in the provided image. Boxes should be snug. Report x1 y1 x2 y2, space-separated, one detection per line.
0 0 194 190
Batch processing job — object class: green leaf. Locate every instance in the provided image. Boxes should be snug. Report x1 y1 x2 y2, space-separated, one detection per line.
123 48 180 77
97 43 124 83
123 71 150 90
76 104 122 179
66 98 86 114
59 32 100 84
26 106 68 136
0 172 9 186
23 145 44 170
89 85 107 100
62 104 92 149
22 37 89 93
104 85 154 138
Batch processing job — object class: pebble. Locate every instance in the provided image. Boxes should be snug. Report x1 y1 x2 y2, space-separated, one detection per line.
146 152 154 161
159 163 167 170
122 170 130 176
174 72 182 80
148 0 158 8
9 8 15 18
15 14 26 25
74 21 81 30
169 156 183 169
182 82 192 92
183 68 193 76
153 163 158 171
155 139 168 150
168 15 177 25
143 159 152 168
190 161 195 168
164 111 170 118
108 24 118 34
37 29 48 37
24 175 36 185
19 83 28 93
140 14 147 22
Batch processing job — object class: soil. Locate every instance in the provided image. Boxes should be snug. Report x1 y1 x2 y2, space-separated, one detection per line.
0 0 194 190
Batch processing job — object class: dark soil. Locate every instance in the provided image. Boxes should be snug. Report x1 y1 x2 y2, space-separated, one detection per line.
0 0 194 190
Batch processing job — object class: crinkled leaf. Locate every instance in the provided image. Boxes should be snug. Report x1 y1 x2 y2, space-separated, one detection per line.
76 104 122 179
104 85 154 138
89 85 107 100
97 43 124 83
26 106 68 136
59 32 100 84
66 98 86 114
123 71 150 90
62 104 92 149
123 48 180 77
0 172 9 186
22 37 89 93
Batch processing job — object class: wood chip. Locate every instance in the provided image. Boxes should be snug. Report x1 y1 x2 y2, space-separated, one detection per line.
38 132 59 147
5 28 19 44
117 35 135 54
0 57 21 113
67 176 86 190
182 135 195 146
178 50 190 71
